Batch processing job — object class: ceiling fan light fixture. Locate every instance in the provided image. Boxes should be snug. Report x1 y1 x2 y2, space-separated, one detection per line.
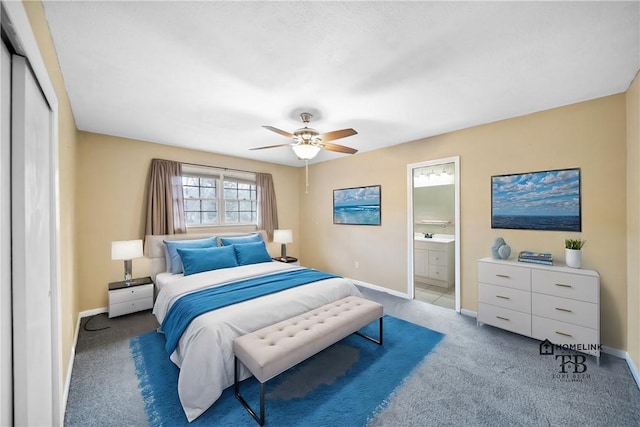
291 143 321 160
254 111 357 163
294 128 320 142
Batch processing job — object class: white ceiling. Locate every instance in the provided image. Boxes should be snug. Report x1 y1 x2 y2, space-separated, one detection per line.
42 1 639 167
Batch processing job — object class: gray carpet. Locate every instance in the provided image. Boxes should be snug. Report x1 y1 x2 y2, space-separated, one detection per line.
64 287 640 426
64 311 158 427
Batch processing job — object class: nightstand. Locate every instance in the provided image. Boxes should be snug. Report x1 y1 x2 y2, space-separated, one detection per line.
273 256 300 266
108 276 154 318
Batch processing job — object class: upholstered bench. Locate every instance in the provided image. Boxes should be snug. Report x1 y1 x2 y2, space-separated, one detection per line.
233 296 384 425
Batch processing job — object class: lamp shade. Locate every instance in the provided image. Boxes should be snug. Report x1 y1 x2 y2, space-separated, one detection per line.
291 144 321 160
111 240 143 260
273 229 293 244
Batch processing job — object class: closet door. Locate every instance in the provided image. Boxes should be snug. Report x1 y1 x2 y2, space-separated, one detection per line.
11 54 54 426
0 41 12 427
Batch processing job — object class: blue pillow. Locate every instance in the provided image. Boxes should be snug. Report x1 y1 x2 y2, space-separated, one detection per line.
163 237 218 274
234 241 273 266
176 246 238 276
220 234 262 246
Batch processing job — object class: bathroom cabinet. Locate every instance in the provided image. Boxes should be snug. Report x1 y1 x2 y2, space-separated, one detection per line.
414 239 454 287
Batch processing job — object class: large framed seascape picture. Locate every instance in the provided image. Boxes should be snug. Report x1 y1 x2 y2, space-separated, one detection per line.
333 185 381 226
491 168 581 232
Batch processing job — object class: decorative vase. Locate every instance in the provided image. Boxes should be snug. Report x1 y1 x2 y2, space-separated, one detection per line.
498 244 511 260
491 238 506 259
565 248 581 268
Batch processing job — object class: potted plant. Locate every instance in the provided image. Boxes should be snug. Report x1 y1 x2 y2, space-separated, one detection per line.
565 238 586 268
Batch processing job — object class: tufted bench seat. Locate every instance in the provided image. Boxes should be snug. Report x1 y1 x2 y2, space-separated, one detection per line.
233 296 384 425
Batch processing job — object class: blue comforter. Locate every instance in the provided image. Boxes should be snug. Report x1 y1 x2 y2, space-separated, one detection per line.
161 268 339 354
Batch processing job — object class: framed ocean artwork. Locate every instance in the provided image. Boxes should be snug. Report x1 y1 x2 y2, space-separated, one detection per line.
333 185 381 225
491 168 581 232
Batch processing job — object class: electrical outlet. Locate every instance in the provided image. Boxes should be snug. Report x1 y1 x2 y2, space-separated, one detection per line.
355 261 359 269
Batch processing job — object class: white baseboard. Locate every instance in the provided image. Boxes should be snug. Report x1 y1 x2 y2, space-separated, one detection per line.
61 315 80 415
62 307 109 415
460 308 477 318
601 345 626 359
626 353 640 389
600 347 640 389
80 307 108 317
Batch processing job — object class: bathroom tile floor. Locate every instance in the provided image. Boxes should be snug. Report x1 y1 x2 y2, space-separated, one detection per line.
414 282 455 309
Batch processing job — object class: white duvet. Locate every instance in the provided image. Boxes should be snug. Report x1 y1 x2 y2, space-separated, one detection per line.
152 261 362 422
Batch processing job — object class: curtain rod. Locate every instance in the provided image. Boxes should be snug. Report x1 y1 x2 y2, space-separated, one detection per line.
155 159 260 175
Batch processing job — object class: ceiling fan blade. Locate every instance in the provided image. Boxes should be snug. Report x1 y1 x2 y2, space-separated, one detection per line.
322 142 358 154
249 143 292 151
320 128 357 142
262 125 294 138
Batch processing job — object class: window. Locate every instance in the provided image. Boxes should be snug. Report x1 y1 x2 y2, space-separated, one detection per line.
223 180 257 224
182 176 218 225
182 165 257 227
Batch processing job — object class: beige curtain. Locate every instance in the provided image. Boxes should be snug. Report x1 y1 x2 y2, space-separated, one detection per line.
145 159 186 236
256 173 279 241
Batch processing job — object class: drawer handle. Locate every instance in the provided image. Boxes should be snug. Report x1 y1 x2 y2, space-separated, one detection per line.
555 283 572 288
496 295 510 300
555 331 573 337
496 316 510 321
555 307 573 313
496 274 510 278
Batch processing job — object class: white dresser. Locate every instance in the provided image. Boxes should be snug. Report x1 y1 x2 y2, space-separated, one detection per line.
415 239 454 287
477 258 600 358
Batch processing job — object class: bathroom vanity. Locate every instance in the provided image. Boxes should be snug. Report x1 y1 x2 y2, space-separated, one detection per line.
414 234 455 288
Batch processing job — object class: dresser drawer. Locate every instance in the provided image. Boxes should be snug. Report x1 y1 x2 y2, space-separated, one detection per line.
478 261 530 291
531 293 598 329
478 283 531 313
532 315 600 356
532 269 598 303
109 297 153 318
109 284 154 305
478 303 531 336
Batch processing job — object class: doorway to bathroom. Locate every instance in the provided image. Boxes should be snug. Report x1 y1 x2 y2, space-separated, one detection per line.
407 157 460 312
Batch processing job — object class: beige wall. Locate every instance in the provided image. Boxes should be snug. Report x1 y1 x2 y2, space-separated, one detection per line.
301 94 628 350
76 132 301 311
627 72 640 366
23 1 79 384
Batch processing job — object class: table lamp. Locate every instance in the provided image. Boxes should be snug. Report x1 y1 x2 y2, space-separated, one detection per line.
111 239 143 283
273 229 293 259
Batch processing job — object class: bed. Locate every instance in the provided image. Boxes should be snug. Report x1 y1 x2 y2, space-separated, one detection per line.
145 231 362 422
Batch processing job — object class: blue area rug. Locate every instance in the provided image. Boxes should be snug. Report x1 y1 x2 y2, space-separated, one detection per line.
130 315 444 426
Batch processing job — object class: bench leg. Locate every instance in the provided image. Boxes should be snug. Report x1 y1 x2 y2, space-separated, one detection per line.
235 356 266 426
355 316 383 345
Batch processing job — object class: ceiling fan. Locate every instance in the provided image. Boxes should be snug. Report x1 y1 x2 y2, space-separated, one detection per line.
251 112 358 160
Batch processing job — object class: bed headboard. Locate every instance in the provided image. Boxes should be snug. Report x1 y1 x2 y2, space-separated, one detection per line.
145 230 268 281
